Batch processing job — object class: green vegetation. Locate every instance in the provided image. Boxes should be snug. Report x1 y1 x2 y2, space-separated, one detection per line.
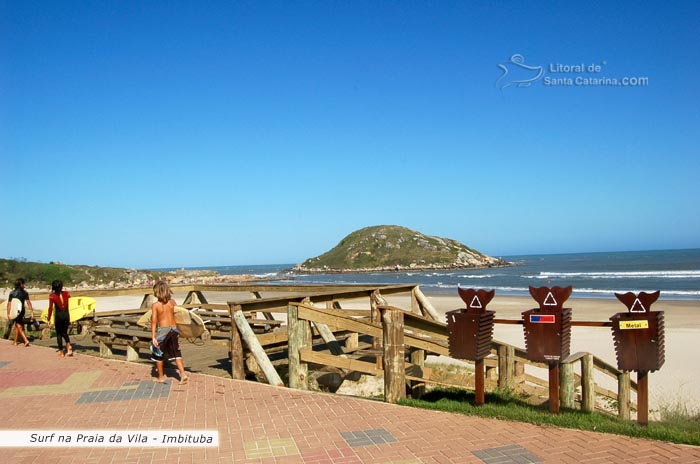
297 225 506 271
0 258 155 288
399 387 700 446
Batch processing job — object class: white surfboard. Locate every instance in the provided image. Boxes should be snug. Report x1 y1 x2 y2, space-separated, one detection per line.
8 298 23 320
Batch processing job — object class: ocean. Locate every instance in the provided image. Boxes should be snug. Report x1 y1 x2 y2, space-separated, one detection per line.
182 249 700 300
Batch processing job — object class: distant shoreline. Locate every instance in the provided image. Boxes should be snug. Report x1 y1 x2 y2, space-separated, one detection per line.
291 262 517 275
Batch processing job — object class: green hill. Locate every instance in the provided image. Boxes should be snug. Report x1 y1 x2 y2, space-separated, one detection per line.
0 259 158 288
295 225 508 273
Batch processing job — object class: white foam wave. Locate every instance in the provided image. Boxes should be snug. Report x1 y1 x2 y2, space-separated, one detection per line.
527 270 700 280
423 284 700 298
573 288 700 296
457 274 500 279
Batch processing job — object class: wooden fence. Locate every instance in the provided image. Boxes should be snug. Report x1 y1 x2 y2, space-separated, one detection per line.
39 283 639 419
282 300 637 418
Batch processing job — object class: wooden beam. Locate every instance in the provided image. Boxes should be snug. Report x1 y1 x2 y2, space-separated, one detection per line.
413 286 440 321
232 309 283 387
230 305 245 380
227 284 419 314
560 361 574 409
312 322 345 356
410 348 426 399
288 304 309 390
381 306 405 403
618 371 631 420
581 354 595 413
300 350 380 376
295 304 449 355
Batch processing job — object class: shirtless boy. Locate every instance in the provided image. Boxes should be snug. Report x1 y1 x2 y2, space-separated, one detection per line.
150 281 188 384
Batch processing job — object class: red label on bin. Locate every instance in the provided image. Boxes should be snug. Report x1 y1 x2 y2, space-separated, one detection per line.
530 314 555 323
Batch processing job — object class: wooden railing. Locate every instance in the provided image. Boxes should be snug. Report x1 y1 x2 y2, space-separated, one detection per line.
285 301 637 418
49 283 638 418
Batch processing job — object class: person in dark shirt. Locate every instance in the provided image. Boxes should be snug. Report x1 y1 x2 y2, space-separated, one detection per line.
6 278 33 347
47 279 73 357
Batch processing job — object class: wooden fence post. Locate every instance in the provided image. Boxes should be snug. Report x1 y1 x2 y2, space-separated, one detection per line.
581 354 595 412
410 348 426 399
498 345 514 390
618 371 631 420
371 291 387 368
560 361 574 409
381 307 405 403
230 305 245 380
288 304 309 390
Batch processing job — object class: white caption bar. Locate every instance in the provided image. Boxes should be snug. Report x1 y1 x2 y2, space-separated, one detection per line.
0 430 219 447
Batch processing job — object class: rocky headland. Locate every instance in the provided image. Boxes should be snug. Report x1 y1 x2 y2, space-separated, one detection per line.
293 225 510 274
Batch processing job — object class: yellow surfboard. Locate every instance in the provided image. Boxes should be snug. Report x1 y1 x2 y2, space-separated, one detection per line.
40 296 97 324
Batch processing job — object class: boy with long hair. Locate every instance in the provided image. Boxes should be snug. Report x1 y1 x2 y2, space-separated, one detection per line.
150 280 188 384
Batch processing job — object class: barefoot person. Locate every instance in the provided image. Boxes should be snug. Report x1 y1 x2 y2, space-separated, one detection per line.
150 281 188 384
6 278 33 347
47 280 73 357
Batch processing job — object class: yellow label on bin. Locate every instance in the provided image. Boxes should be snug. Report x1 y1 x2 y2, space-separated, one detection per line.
620 320 649 330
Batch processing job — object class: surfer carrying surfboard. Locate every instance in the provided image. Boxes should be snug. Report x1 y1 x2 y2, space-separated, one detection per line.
150 281 188 384
47 280 73 357
6 278 33 347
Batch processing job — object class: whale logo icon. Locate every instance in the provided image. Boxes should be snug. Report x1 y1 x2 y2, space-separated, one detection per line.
528 285 572 311
496 54 544 89
614 290 660 313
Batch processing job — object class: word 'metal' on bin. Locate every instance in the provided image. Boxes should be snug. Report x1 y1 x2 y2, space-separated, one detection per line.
522 285 573 414
610 290 665 426
445 287 496 405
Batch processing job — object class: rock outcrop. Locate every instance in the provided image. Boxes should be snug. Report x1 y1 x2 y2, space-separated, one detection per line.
294 225 509 273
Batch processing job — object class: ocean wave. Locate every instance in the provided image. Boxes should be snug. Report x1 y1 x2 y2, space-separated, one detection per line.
252 272 281 278
526 270 700 280
423 283 530 292
424 284 700 298
573 287 700 296
457 274 501 279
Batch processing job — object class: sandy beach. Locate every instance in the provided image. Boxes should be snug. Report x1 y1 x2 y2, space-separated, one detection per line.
10 288 700 413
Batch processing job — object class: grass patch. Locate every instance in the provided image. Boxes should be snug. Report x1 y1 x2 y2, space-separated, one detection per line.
399 387 700 446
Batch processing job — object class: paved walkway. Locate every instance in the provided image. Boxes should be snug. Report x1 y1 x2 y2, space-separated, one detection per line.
1 340 699 463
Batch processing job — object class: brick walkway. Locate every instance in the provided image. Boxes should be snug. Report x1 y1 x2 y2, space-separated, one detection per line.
1 340 699 463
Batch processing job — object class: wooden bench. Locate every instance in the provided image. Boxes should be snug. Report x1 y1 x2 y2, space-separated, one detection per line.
91 325 153 362
188 309 283 338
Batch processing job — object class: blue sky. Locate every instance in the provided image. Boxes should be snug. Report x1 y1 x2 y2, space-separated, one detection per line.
2 1 699 268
